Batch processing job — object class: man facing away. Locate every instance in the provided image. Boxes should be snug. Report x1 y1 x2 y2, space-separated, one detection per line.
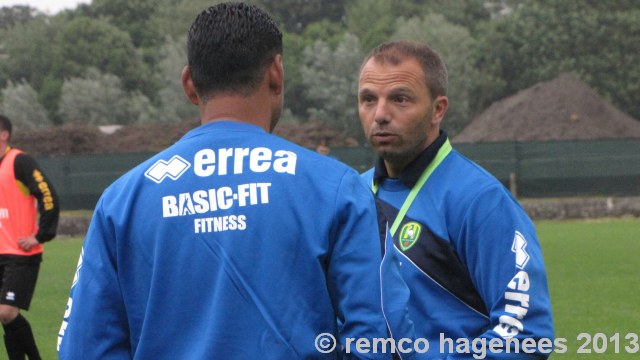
58 3 412 359
358 41 554 359
0 114 60 360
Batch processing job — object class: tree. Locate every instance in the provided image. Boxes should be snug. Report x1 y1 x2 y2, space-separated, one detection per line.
301 33 365 139
281 32 309 120
0 5 41 30
474 0 640 120
421 0 491 30
151 0 224 40
90 0 162 49
392 14 481 134
155 36 198 124
58 68 154 125
0 17 56 92
346 0 411 51
53 17 150 95
0 80 51 129
254 0 346 33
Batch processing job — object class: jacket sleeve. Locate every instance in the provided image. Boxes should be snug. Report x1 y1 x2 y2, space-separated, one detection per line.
327 171 395 360
14 153 60 242
454 184 555 359
57 196 131 359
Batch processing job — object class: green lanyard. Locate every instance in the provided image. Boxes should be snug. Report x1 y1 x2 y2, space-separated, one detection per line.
372 139 452 236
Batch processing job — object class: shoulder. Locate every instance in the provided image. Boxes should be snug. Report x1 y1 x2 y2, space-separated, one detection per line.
13 151 36 165
360 167 374 179
437 150 505 197
435 150 525 219
12 151 40 175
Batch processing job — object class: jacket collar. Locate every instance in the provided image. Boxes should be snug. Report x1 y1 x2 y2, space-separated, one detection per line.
373 130 448 188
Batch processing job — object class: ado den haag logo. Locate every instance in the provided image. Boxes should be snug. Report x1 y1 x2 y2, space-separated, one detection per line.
144 155 191 184
399 222 422 251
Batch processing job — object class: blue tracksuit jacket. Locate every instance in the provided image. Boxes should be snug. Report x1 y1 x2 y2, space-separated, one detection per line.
362 133 554 359
58 121 413 359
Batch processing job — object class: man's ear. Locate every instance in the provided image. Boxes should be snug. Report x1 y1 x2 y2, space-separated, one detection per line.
0 130 9 142
432 95 449 127
181 65 200 105
267 54 284 96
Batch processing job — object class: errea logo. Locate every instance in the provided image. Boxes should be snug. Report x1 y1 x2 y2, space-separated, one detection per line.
511 231 530 269
144 155 191 184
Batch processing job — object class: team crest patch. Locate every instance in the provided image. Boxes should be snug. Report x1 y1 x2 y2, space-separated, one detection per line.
399 222 421 251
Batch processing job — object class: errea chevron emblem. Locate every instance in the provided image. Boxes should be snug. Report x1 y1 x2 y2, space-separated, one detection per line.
144 155 191 184
511 231 531 269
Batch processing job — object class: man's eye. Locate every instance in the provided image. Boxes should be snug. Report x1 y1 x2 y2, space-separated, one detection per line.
394 96 409 104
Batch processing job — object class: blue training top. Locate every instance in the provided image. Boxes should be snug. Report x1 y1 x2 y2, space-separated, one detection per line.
58 121 411 360
362 134 554 359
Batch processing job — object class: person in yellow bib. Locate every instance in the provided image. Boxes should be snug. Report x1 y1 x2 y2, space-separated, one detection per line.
0 114 60 360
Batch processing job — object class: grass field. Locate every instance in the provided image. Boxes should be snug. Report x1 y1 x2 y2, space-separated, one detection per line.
7 218 639 359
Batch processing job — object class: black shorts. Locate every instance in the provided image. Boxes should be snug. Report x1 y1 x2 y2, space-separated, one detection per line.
0 262 41 310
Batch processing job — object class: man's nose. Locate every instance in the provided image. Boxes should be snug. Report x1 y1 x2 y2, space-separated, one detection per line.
374 100 390 124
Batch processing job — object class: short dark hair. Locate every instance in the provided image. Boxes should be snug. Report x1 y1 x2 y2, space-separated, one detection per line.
0 114 12 140
362 40 448 99
187 2 283 100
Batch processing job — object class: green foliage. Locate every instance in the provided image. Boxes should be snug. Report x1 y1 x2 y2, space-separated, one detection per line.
0 80 51 129
282 32 309 119
0 17 56 91
156 36 198 123
254 0 347 33
150 0 224 40
303 20 346 49
422 0 492 30
301 33 365 139
90 0 162 49
38 75 65 124
53 17 143 89
346 0 405 51
282 20 349 120
57 68 153 125
0 5 41 30
1 0 638 130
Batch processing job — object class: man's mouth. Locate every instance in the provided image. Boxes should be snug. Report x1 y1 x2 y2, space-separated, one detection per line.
372 131 395 143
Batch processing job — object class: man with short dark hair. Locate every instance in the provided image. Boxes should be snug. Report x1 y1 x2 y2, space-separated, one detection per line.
58 3 403 359
358 41 554 359
0 114 60 360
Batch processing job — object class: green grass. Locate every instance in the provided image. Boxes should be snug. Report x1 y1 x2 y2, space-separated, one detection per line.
22 237 83 360
537 218 639 358
4 219 638 359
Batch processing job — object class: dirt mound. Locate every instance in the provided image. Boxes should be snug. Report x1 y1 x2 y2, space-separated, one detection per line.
453 73 640 143
12 119 358 156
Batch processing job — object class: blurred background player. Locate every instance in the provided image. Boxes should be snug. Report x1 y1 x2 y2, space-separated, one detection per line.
0 114 60 360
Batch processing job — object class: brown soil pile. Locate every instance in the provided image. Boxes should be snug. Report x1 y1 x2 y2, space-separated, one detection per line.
12 119 358 156
453 73 640 143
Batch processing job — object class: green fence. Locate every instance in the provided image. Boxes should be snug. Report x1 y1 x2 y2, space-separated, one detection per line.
37 152 153 210
454 139 640 198
36 139 640 210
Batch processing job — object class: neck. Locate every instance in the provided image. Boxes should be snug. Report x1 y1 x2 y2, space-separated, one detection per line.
199 91 272 132
384 129 440 178
384 160 406 178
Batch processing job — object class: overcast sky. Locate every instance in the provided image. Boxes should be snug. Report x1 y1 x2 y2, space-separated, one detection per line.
0 0 91 14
